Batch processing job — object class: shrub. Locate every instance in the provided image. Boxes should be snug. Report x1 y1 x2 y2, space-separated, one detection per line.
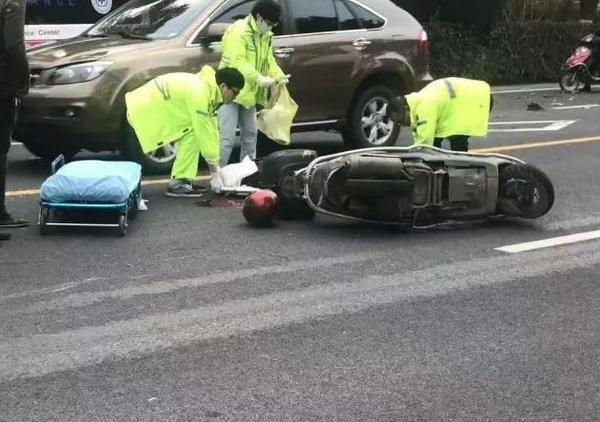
424 21 595 83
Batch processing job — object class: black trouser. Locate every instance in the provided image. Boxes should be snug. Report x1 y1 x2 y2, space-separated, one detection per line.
433 135 469 152
0 96 17 216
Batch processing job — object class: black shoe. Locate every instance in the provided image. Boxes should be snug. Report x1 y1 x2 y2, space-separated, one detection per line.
0 233 11 241
165 181 205 198
0 213 29 228
527 102 544 111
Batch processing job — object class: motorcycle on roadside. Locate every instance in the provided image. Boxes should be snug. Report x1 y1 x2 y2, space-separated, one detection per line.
559 31 600 93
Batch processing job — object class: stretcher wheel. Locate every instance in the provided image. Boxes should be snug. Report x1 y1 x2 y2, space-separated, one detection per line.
39 208 49 235
118 214 127 237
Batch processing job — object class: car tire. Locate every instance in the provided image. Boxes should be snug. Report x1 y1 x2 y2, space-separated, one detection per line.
23 142 79 162
497 163 554 219
343 85 400 148
121 123 177 175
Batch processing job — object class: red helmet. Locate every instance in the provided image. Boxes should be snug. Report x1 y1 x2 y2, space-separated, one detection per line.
242 189 279 227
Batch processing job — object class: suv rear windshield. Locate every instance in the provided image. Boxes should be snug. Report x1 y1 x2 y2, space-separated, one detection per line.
86 0 211 40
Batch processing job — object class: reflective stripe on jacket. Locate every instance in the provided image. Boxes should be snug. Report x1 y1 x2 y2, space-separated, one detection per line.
405 77 491 146
219 15 284 108
125 66 223 165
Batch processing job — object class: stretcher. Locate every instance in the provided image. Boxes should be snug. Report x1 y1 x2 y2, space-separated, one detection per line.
38 155 143 236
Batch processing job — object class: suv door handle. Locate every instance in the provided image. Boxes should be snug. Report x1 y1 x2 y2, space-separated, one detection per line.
274 47 295 58
352 38 371 50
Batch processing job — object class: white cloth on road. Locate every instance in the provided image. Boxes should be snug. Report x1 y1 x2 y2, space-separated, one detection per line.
219 156 258 188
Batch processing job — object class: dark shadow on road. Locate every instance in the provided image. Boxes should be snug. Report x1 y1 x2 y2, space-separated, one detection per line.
261 214 545 241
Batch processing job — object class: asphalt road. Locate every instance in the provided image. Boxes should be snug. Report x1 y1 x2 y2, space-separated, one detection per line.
2 83 600 421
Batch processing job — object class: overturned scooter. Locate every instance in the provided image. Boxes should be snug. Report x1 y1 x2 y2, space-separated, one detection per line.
242 147 554 228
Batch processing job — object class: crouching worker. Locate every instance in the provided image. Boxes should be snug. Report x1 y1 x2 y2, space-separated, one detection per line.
386 77 493 152
125 66 245 197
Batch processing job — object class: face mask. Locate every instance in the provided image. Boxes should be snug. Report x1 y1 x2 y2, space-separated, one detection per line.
257 16 273 34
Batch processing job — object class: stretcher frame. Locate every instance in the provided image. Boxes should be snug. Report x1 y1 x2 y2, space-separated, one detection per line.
38 155 142 236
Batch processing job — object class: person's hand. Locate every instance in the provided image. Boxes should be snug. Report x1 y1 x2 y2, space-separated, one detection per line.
257 76 275 88
210 173 223 193
277 74 291 85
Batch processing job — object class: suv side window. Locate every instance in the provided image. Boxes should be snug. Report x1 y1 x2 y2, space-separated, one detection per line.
212 0 284 35
345 0 385 29
288 0 338 34
334 0 360 31
214 0 257 25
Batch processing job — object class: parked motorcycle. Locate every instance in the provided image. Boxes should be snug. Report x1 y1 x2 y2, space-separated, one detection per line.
559 32 600 93
253 147 554 228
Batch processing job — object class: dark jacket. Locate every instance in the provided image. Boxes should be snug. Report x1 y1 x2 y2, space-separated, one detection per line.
0 0 29 98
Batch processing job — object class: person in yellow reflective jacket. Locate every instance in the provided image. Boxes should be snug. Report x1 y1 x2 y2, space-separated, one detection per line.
125 66 244 197
218 0 289 167
386 77 494 151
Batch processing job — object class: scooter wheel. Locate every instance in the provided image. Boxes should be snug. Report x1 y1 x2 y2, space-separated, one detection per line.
559 68 582 93
497 164 554 219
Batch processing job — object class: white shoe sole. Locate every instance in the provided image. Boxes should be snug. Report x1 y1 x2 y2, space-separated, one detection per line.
165 191 204 198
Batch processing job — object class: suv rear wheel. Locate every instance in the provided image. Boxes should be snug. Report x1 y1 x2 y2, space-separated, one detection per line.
343 85 400 148
122 122 178 175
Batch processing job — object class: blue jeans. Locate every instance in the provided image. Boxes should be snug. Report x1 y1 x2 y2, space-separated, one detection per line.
218 103 257 167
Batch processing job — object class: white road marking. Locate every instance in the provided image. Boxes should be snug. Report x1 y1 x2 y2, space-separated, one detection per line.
492 87 561 94
488 120 577 132
9 252 390 312
495 230 600 254
552 104 600 110
2 241 600 381
10 141 22 146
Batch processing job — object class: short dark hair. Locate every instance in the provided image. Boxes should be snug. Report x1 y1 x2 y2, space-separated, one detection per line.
251 0 281 23
386 96 407 119
216 67 245 90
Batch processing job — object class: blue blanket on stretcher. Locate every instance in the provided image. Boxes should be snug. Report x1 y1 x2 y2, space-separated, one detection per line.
40 160 142 204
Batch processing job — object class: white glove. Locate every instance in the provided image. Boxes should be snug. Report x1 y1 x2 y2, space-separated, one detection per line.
257 76 275 88
210 173 223 193
278 74 291 85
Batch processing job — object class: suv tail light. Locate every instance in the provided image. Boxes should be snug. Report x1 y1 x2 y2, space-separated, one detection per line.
417 30 428 54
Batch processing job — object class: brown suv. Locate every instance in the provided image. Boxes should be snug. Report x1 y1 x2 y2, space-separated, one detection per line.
17 0 431 173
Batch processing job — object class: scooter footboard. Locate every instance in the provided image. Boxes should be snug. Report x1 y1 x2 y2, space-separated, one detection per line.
344 155 405 178
344 179 413 197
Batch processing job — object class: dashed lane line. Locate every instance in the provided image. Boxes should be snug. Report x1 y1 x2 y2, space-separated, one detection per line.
552 104 600 110
496 230 600 254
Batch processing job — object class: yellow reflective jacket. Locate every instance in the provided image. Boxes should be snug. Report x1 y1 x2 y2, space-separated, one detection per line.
219 15 284 108
405 77 491 146
125 66 223 165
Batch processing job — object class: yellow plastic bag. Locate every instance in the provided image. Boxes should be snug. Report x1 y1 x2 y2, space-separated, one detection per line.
256 85 298 146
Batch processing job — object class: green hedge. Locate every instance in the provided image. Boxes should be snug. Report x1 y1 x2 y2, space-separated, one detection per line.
424 21 595 84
